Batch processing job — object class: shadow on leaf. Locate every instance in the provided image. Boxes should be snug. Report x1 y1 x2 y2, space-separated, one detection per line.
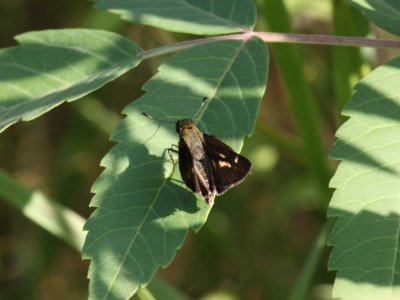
83 142 209 299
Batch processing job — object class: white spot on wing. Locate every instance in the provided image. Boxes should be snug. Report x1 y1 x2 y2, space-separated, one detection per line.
218 161 232 168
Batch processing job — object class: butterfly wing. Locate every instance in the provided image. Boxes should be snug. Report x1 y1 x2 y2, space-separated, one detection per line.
203 134 252 195
177 139 196 193
178 138 216 203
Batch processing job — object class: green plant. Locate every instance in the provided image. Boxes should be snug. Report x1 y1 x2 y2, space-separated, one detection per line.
0 0 399 299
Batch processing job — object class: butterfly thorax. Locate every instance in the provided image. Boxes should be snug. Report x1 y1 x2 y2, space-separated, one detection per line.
176 119 206 161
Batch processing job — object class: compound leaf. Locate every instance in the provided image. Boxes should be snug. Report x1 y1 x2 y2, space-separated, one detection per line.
94 0 257 35
82 36 268 299
347 0 400 36
328 57 400 300
0 29 142 133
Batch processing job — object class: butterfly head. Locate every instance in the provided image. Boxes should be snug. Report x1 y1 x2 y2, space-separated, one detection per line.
176 119 196 134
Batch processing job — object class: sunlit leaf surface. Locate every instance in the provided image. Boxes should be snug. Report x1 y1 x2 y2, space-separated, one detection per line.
0 29 142 133
348 0 400 36
94 0 256 35
329 57 400 300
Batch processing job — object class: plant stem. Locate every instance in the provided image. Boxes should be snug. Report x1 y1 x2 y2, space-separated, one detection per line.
289 219 334 300
262 0 333 203
137 288 157 300
142 33 247 59
255 31 400 48
0 168 86 251
142 31 400 59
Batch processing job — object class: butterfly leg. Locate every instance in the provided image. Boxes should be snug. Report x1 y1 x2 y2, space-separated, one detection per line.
166 145 179 179
184 188 190 202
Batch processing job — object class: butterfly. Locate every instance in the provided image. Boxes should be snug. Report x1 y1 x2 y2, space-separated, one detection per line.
142 98 251 204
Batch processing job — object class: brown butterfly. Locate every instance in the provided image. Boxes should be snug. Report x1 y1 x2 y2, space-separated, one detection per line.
143 98 251 204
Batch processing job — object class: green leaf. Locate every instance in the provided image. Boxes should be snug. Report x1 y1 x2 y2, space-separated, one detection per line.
94 0 257 35
83 37 268 300
347 0 400 36
0 29 142 133
328 57 400 299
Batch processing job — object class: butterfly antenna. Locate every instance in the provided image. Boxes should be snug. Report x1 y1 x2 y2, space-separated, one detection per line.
192 97 209 120
142 97 209 122
141 112 175 123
